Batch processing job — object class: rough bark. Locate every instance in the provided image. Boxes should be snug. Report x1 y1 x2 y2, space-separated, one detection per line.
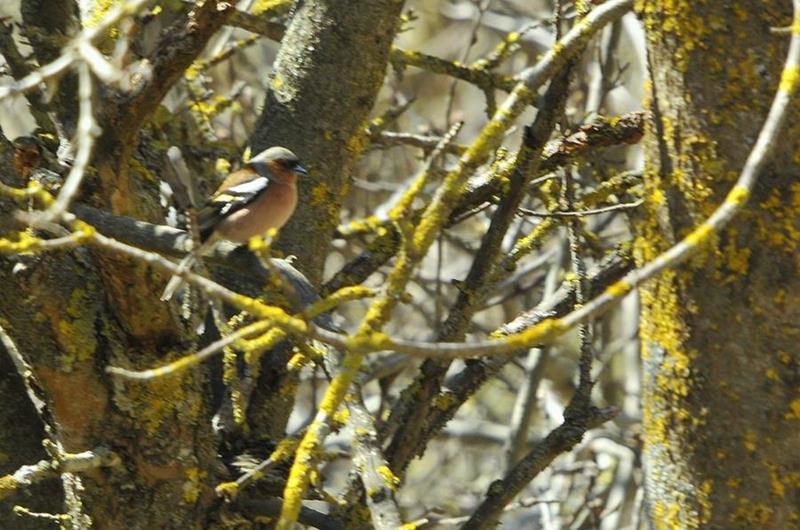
0 240 219 529
0 3 233 527
242 0 406 444
251 0 406 285
635 2 800 528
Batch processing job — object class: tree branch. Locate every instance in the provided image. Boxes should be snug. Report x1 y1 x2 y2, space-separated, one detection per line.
461 406 617 529
0 447 120 502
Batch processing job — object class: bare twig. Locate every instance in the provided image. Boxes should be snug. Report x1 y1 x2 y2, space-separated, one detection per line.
25 62 98 224
370 130 467 154
503 245 564 470
563 167 594 411
518 199 642 218
0 447 120 501
216 436 300 498
348 388 403 530
106 321 270 380
461 407 617 529
0 0 155 100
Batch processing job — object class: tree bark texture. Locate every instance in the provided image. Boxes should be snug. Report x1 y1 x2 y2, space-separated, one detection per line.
0 0 408 527
235 0 407 443
1 2 237 528
635 2 800 529
252 0 406 285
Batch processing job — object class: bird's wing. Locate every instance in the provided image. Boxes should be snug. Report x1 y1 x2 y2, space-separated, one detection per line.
197 169 272 241
214 176 271 214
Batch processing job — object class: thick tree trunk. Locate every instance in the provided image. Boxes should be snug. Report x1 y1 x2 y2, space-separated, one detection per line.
244 0 407 443
636 3 800 528
252 0 406 285
1 3 230 528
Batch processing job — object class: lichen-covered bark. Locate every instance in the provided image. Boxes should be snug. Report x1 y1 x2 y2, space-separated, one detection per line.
0 244 218 529
0 135 65 530
0 3 234 527
242 0 406 444
252 0 406 285
635 2 800 528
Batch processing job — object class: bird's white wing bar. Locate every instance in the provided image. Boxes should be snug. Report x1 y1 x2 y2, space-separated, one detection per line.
216 176 270 214
225 176 270 197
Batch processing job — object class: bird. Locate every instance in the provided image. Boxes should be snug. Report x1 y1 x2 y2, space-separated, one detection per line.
160 146 307 301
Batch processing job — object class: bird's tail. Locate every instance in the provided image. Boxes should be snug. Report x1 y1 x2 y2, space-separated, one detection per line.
160 253 198 301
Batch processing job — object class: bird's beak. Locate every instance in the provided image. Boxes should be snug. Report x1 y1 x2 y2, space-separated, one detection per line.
294 164 309 177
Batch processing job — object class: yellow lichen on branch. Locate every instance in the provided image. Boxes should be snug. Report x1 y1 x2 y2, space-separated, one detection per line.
302 286 376 319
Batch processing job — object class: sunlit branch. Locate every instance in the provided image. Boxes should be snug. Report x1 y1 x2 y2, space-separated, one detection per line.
0 447 120 502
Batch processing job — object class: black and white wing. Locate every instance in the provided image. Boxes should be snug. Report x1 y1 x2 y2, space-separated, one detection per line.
197 173 271 241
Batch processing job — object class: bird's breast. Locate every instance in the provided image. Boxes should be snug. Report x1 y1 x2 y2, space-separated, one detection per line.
215 183 298 243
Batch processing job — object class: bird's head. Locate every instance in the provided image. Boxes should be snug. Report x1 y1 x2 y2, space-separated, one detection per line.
247 146 308 183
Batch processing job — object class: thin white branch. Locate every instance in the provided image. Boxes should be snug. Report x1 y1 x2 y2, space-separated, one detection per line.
79 41 124 85
28 62 99 224
0 0 155 100
518 199 643 218
0 52 77 100
106 322 268 380
0 447 120 501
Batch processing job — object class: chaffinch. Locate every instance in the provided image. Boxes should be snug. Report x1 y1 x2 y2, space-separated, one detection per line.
161 146 307 301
